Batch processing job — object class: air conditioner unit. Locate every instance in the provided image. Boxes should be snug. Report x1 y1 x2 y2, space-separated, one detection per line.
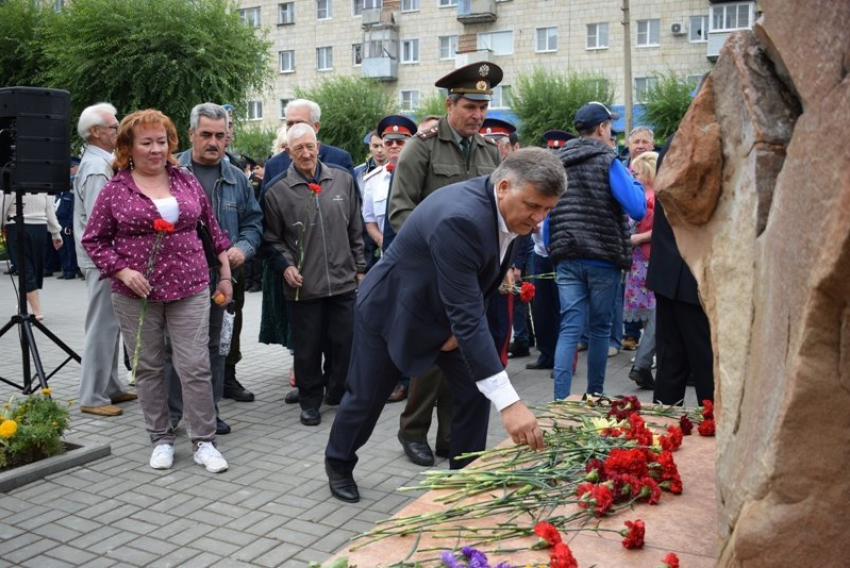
670 21 686 35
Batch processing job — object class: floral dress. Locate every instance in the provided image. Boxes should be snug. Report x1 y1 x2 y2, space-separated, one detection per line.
623 190 656 323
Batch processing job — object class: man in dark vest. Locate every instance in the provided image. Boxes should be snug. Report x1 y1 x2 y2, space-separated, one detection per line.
548 102 646 400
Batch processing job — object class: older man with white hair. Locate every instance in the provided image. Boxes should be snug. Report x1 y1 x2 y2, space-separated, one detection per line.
73 102 138 417
262 123 366 427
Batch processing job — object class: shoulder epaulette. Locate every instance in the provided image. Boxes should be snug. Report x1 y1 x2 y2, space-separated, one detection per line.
362 165 385 182
415 126 439 140
482 136 498 146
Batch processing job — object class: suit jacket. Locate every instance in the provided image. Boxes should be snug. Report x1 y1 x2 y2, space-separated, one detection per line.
357 175 516 380
262 143 355 193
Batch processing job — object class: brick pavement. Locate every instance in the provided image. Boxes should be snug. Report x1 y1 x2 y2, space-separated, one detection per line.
0 273 697 567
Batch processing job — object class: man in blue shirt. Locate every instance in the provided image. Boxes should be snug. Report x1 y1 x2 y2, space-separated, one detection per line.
547 102 647 399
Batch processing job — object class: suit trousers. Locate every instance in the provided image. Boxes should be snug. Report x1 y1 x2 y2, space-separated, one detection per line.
78 268 125 407
225 266 245 367
530 253 559 366
398 366 452 452
112 290 216 446
652 295 714 405
326 308 491 474
287 291 354 411
165 294 224 425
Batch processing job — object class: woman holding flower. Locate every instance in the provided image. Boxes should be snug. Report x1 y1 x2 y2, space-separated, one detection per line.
82 109 232 473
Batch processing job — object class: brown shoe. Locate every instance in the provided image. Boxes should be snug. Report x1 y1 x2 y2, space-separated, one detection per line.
387 384 408 403
111 392 138 404
81 404 123 417
622 337 638 351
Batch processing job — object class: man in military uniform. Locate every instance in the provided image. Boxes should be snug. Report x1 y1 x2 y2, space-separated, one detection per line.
389 62 502 468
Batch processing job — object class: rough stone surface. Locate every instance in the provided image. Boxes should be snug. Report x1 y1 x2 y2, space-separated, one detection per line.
657 0 850 565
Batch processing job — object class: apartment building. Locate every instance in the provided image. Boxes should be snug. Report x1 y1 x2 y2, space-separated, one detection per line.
237 0 760 130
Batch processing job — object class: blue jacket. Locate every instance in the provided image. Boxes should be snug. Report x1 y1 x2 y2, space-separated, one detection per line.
357 175 517 380
177 151 264 261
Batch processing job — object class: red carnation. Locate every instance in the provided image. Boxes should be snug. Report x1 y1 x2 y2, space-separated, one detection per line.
698 418 716 437
385 163 395 172
519 281 536 303
533 521 562 546
550 542 578 568
626 413 654 447
153 219 175 233
701 399 714 419
577 483 613 516
658 552 680 568
308 182 322 194
637 476 662 504
660 426 683 452
604 448 649 479
679 415 694 435
621 519 646 549
607 395 641 420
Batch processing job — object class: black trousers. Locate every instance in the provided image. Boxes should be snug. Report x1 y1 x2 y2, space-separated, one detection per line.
653 294 715 405
287 291 354 411
530 252 559 366
326 307 491 474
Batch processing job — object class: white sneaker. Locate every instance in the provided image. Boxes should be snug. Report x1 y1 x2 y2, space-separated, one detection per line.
194 442 228 473
127 370 136 386
150 444 174 469
607 347 619 357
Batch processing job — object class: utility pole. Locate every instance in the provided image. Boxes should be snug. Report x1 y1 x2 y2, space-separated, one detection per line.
622 0 633 134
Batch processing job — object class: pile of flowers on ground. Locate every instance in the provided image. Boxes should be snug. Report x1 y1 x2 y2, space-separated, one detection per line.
347 396 710 566
0 389 70 471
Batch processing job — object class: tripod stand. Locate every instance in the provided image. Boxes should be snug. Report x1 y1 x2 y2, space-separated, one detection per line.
0 174 81 394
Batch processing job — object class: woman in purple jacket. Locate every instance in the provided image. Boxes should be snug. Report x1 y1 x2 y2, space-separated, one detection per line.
83 109 232 473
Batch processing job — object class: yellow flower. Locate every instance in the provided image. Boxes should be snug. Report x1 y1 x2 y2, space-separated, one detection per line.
0 419 18 439
587 416 617 432
41 388 51 396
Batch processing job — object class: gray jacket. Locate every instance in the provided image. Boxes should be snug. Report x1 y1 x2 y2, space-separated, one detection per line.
263 162 366 301
73 145 114 269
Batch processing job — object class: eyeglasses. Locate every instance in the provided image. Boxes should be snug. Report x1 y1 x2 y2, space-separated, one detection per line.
383 139 406 147
100 125 119 131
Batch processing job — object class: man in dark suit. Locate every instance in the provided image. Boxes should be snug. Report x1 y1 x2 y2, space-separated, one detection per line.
324 148 566 503
645 136 714 405
262 99 355 191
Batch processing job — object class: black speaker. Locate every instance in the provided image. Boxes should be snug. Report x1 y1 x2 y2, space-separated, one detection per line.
0 86 71 195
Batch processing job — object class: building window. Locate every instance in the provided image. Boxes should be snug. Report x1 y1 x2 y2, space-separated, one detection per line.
438 0 457 7
535 27 557 53
477 30 514 56
279 50 295 73
400 90 420 111
438 35 458 60
491 85 511 109
352 44 363 66
247 101 263 121
401 0 420 12
401 39 420 64
317 46 333 70
636 19 661 47
689 15 708 42
586 23 609 50
634 77 658 103
317 0 332 19
277 2 294 24
355 0 382 14
279 99 291 120
53 0 65 12
239 7 261 27
711 2 753 32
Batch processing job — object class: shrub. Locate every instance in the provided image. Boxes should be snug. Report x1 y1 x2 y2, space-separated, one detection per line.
414 92 447 124
0 390 71 471
641 71 696 139
231 124 278 162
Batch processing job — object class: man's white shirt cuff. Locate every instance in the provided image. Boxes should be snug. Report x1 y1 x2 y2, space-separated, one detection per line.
476 370 520 411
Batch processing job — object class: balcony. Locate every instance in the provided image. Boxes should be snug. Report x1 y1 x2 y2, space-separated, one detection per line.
361 57 398 81
706 31 730 60
457 0 497 25
362 7 396 28
453 49 492 68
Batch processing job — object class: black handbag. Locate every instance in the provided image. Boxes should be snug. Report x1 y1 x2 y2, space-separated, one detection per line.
196 219 221 269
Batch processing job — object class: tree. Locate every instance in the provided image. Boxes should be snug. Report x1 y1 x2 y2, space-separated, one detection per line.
415 91 447 124
640 71 695 139
295 76 396 159
512 68 615 147
231 124 277 162
40 0 271 147
0 0 56 87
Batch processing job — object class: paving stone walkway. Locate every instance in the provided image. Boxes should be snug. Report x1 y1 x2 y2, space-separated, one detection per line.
0 273 697 567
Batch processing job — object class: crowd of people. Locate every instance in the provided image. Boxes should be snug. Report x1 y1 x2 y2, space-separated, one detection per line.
0 62 714 495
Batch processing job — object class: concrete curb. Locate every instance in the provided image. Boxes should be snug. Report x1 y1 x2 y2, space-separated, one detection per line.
0 439 111 493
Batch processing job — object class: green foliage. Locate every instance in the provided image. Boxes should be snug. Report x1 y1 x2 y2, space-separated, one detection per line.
0 391 71 471
232 124 278 162
0 0 57 87
641 71 695 139
512 68 615 147
38 0 271 147
414 91 447 124
295 76 396 159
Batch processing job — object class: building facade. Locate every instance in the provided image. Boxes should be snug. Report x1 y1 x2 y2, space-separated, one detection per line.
237 0 760 130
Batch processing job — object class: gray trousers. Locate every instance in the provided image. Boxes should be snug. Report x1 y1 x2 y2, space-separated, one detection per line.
633 309 656 371
112 290 216 446
78 268 126 406
164 298 225 425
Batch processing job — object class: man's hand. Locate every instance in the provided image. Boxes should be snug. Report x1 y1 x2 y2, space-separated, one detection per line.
440 335 458 351
52 238 63 250
500 401 544 450
227 247 246 268
283 266 302 289
355 272 365 285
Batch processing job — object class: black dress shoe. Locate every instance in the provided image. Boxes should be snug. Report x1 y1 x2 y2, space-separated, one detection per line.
284 388 299 404
525 360 554 370
216 417 232 435
325 460 359 503
397 433 434 466
628 366 655 389
223 375 255 402
300 408 321 426
324 394 341 406
435 447 450 459
508 341 531 358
